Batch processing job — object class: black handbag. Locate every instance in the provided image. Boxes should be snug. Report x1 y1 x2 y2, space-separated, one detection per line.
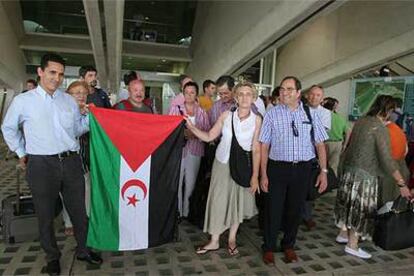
373 196 414 250
229 111 252 188
303 105 339 201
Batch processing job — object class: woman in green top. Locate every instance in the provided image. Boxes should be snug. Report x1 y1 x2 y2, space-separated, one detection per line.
334 95 412 259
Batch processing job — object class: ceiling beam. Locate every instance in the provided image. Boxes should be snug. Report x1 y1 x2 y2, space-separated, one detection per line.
103 0 125 94
20 33 192 62
123 40 191 62
82 0 108 88
20 32 92 54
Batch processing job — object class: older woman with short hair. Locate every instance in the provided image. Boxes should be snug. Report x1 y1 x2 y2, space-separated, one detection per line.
334 95 412 259
185 82 262 256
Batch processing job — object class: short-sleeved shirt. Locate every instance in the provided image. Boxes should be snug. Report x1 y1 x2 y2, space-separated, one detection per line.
259 102 328 162
311 105 331 130
328 112 349 141
113 99 153 113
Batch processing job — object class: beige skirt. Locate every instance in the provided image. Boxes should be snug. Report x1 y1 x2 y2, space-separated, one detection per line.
203 158 258 235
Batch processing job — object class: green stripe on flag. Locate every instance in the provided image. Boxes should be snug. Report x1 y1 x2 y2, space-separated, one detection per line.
87 113 121 250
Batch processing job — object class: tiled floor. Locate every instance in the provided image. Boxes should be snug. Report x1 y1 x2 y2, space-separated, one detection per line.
1 143 414 275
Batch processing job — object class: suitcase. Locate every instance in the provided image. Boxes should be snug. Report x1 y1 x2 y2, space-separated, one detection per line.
1 165 38 243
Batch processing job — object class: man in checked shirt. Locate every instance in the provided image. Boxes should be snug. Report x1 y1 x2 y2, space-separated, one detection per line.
259 76 329 265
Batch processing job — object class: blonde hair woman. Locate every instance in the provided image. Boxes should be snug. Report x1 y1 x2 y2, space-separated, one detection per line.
185 82 262 256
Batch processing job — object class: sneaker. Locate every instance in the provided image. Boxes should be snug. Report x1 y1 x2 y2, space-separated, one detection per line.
335 235 348 244
344 246 372 259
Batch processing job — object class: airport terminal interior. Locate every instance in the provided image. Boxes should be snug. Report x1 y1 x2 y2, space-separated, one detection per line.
1 0 414 275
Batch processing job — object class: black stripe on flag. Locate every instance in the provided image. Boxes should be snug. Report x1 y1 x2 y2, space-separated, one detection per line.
148 121 185 247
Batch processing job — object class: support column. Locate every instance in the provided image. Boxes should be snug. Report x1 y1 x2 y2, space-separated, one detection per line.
103 0 125 94
0 1 26 91
83 0 108 89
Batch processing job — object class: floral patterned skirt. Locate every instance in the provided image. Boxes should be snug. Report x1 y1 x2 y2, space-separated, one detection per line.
334 168 378 240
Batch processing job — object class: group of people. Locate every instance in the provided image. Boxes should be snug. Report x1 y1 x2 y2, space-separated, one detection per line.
1 52 413 275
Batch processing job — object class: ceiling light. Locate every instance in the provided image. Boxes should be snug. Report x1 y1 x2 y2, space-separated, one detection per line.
156 72 180 77
145 17 149 21
161 59 167 63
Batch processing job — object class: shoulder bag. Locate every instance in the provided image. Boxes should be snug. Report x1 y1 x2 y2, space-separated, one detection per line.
229 111 253 188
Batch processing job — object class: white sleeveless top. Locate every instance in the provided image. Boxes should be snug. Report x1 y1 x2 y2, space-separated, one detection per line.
216 110 257 164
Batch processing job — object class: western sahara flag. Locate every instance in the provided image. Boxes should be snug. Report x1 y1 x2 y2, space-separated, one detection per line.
86 107 184 251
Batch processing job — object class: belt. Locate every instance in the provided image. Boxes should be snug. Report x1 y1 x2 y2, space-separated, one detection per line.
270 160 312 166
44 151 78 160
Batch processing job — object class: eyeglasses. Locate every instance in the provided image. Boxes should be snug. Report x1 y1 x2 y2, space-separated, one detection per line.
291 120 299 137
280 87 297 93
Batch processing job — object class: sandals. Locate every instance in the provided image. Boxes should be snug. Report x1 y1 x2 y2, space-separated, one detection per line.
196 245 219 255
228 246 239 256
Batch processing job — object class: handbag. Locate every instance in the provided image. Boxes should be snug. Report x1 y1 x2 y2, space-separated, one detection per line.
229 111 253 188
303 104 339 201
373 196 414 250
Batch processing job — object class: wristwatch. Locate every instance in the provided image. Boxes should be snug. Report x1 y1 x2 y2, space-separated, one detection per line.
321 168 328 173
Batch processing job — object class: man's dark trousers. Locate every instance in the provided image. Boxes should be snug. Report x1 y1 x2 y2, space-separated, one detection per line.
263 160 312 251
26 154 88 261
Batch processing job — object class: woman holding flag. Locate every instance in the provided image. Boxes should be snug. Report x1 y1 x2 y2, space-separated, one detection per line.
169 81 210 218
185 82 262 256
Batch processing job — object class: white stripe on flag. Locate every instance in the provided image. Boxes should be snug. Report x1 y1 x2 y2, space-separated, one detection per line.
118 155 151 250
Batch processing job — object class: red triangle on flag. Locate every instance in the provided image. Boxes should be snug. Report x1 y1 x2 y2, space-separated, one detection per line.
90 107 184 172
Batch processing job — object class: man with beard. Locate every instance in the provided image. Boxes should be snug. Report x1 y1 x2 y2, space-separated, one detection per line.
79 65 111 108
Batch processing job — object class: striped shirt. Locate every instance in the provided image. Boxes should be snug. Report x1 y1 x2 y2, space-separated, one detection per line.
208 99 236 125
259 102 328 162
170 104 211 157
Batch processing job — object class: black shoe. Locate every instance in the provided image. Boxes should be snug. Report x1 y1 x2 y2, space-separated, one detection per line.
77 251 103 265
46 259 61 276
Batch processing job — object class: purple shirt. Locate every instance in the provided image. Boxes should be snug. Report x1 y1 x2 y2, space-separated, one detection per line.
168 93 185 114
170 104 211 157
208 99 236 125
259 102 328 162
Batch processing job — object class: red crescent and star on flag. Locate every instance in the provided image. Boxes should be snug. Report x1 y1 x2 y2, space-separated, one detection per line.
121 179 148 207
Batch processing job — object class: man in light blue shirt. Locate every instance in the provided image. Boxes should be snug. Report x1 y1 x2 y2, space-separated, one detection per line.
259 76 329 266
1 53 102 275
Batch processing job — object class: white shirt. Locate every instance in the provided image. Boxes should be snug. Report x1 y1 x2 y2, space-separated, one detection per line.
117 88 129 103
254 97 266 117
266 103 275 112
188 115 196 125
1 86 89 157
311 105 331 130
216 111 257 164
